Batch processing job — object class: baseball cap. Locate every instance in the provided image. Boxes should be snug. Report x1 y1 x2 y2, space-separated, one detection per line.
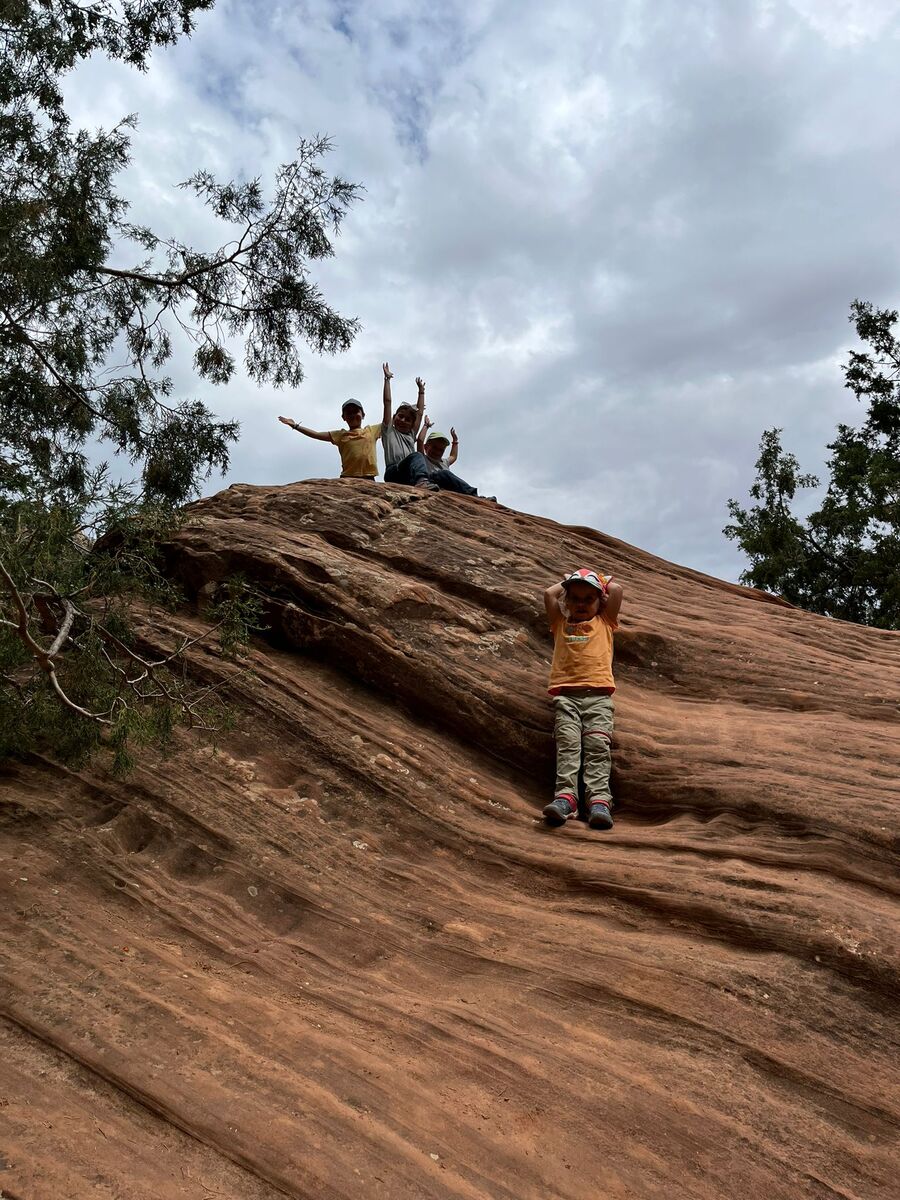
561 568 610 594
342 398 364 415
425 429 450 444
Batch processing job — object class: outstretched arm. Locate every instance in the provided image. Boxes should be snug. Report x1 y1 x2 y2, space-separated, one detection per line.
417 413 433 453
278 416 332 442
448 426 459 467
544 582 565 626
414 377 426 434
382 362 393 428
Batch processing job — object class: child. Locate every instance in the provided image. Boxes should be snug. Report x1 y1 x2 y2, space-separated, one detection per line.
414 417 481 496
382 370 434 487
278 366 389 478
542 568 624 831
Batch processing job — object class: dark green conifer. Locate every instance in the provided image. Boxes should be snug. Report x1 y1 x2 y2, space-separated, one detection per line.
726 301 900 629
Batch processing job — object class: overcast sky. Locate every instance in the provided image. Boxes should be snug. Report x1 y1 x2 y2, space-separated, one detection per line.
66 0 900 581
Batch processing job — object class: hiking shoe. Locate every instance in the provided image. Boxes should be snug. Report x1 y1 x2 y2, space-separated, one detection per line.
542 796 576 826
415 479 440 491
587 801 614 831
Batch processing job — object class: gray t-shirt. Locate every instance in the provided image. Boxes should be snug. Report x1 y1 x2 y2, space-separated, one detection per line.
381 421 417 468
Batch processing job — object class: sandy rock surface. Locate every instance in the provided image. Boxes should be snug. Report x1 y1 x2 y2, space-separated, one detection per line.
1 479 898 1199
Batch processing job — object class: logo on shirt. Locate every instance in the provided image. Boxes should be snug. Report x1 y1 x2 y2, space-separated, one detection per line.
564 620 594 644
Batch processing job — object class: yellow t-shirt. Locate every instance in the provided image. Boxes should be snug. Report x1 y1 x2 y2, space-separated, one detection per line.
330 424 382 478
548 612 618 695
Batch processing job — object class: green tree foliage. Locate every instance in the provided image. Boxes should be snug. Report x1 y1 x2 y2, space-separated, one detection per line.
0 2 358 762
1 1 359 501
725 301 900 628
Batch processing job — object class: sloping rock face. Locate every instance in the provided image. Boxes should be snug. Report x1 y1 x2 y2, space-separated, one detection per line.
1 479 898 1200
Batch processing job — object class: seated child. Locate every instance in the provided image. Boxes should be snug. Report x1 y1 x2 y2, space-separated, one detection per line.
541 569 624 831
415 417 484 497
279 385 382 479
381 368 433 486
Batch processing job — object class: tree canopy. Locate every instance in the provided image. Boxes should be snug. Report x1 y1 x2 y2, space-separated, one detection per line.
1 0 360 503
0 1 360 763
725 301 900 629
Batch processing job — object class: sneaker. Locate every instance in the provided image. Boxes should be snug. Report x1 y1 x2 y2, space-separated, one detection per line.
542 795 576 826
587 801 614 831
415 479 440 491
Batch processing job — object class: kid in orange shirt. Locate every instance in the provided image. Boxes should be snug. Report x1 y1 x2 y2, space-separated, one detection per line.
542 568 624 831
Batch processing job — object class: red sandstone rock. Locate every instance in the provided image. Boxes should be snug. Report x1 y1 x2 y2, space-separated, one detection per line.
1 479 897 1199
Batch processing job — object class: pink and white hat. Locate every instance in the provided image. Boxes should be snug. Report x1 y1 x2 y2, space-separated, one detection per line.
561 568 610 594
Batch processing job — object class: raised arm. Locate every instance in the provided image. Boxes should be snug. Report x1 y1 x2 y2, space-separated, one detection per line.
413 377 426 434
544 581 565 626
278 416 332 442
603 580 624 624
448 426 459 467
417 413 433 453
382 362 393 428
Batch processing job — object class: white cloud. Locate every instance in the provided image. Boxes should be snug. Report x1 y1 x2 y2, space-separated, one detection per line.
786 0 899 46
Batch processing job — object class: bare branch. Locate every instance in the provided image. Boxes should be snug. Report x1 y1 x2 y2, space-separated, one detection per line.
45 660 113 723
0 559 45 658
48 599 76 657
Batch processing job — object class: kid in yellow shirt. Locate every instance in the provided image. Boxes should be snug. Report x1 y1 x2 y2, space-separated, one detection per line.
279 370 389 478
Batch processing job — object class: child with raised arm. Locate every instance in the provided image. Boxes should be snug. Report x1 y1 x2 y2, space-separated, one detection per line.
415 417 482 496
381 372 434 488
541 569 624 831
278 364 390 479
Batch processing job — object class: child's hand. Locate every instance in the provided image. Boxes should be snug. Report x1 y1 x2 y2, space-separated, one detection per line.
450 426 458 441
278 416 296 428
423 414 433 430
383 362 393 379
416 376 426 392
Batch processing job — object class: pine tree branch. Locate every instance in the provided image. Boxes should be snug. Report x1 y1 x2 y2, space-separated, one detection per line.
0 304 104 420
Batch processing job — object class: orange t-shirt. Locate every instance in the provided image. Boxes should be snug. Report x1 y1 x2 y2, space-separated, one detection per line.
548 612 618 695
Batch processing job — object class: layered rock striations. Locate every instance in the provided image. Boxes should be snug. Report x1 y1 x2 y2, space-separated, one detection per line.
1 480 898 1199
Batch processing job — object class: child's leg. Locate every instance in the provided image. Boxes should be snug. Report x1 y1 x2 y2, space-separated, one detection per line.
552 695 583 808
581 695 614 806
386 452 432 486
431 468 478 495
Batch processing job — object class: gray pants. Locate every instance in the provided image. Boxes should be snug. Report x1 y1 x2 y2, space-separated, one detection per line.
553 693 614 806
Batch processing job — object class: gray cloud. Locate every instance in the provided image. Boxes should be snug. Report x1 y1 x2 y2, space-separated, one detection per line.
64 0 900 581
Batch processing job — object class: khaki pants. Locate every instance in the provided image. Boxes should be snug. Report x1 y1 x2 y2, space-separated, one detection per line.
553 693 614 806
